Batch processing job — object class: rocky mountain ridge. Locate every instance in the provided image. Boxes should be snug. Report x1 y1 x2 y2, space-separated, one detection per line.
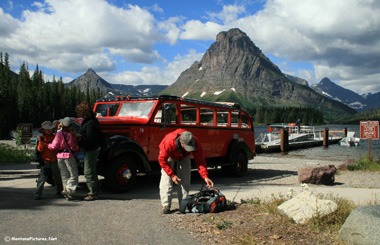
67 68 168 97
160 28 356 120
310 77 380 111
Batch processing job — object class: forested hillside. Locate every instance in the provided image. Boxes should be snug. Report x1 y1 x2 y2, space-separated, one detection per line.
334 108 380 124
0 52 102 139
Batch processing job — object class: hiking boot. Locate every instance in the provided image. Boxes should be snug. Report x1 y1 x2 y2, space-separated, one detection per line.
83 194 99 201
162 206 171 214
61 189 74 201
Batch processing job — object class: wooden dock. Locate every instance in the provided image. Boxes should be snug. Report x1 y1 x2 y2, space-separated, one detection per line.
255 127 346 153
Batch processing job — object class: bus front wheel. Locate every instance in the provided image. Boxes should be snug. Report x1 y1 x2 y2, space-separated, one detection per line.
104 155 137 193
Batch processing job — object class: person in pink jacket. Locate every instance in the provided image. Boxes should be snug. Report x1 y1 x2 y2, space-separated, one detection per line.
48 117 79 200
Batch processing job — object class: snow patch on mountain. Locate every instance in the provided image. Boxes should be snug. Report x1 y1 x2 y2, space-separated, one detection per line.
214 89 225 95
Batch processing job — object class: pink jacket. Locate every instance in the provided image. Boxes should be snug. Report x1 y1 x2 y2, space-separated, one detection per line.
48 130 79 159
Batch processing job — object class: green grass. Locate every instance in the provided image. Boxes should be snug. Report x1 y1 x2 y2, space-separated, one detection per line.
234 194 366 244
348 156 380 171
307 194 357 233
243 193 358 229
0 143 35 164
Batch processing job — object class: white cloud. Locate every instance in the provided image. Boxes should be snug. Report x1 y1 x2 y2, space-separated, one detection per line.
158 17 182 45
232 0 380 94
0 8 19 36
2 0 380 95
208 4 246 23
105 49 203 85
180 20 224 40
151 3 163 13
0 0 162 72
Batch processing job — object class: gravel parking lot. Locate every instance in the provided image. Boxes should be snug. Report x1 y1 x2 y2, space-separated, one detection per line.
1 155 379 244
250 155 380 189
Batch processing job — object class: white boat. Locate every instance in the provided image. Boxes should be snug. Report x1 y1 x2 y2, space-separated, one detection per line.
255 124 343 152
339 131 360 146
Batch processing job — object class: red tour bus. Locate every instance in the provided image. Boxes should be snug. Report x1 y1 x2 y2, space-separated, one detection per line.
84 95 255 192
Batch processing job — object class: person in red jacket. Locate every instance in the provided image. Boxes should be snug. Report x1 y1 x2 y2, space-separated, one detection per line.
34 121 63 200
158 129 214 214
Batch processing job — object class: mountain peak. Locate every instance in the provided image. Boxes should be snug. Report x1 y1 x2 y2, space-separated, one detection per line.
163 28 297 98
68 68 112 93
85 68 97 75
202 28 278 73
161 28 355 119
320 77 334 86
312 77 368 110
67 69 168 97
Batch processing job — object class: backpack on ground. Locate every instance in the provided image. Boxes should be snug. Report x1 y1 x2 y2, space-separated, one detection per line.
179 186 227 214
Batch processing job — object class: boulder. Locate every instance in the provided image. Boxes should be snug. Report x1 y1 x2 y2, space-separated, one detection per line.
278 190 338 224
298 165 336 185
339 205 380 245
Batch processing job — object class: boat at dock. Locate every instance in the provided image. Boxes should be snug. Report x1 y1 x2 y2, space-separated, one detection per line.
255 124 344 153
339 131 360 146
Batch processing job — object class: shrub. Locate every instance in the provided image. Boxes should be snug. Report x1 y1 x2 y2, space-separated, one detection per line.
348 156 380 171
0 143 35 164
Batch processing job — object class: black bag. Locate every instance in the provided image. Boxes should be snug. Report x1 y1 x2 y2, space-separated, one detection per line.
179 186 227 214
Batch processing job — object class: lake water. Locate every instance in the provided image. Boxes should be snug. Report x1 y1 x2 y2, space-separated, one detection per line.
255 124 380 161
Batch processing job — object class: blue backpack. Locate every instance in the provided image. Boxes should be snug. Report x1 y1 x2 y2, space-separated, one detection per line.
179 186 227 214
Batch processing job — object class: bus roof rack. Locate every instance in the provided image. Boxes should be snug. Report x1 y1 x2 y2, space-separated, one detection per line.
96 94 242 109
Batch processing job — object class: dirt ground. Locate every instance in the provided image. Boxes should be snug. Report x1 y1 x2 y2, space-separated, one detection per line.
164 157 380 245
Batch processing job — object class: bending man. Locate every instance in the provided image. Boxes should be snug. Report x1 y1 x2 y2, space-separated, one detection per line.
158 129 214 214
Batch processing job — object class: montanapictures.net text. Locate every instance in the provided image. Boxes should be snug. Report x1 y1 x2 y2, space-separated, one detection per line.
6 236 57 242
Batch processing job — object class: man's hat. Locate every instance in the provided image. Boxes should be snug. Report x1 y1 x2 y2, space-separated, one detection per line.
180 131 196 152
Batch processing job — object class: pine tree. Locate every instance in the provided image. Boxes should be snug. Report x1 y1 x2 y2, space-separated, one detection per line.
17 63 33 123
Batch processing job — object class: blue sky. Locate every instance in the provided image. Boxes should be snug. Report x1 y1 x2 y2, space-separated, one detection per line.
1 0 380 94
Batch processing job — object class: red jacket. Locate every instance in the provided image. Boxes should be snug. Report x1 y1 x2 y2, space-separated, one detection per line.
158 129 209 179
37 134 57 163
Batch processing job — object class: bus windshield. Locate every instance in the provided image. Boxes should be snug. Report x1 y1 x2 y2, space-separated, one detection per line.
118 101 155 118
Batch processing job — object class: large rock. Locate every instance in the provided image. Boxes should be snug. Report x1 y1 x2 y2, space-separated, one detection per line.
278 190 338 224
339 205 380 245
298 165 337 185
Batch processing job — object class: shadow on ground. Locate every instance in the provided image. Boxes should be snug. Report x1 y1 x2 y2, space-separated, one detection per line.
0 166 298 210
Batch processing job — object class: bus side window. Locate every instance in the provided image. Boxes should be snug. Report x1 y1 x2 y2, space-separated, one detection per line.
162 103 177 124
154 110 162 123
231 111 239 127
241 113 250 128
200 108 214 126
217 110 228 127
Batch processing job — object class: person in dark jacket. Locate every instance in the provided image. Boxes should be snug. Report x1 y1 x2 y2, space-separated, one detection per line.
74 101 102 201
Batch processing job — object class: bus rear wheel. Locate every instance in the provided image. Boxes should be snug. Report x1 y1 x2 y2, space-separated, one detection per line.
222 151 248 177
